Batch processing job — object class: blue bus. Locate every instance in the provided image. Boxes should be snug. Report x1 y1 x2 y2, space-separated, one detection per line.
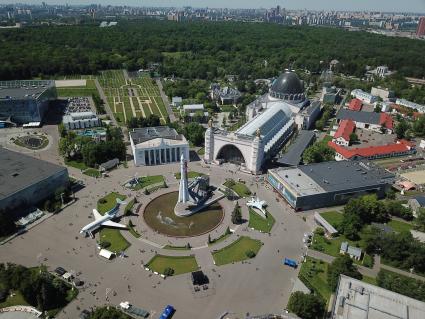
159 305 175 319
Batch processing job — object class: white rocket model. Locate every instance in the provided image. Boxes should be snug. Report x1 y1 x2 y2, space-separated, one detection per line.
178 153 190 203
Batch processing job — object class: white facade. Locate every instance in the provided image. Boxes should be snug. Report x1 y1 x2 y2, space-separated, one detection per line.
396 98 425 113
351 89 378 104
371 86 394 101
129 127 189 167
63 112 101 130
205 102 295 174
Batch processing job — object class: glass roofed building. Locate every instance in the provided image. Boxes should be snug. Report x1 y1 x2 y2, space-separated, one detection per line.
204 70 316 174
204 101 295 174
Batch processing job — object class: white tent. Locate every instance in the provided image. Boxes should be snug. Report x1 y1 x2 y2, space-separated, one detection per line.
99 249 115 260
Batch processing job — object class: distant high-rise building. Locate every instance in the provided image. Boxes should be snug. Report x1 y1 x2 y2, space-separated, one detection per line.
417 17 425 37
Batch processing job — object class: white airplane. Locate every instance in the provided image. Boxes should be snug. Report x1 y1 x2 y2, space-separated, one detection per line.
246 197 267 218
80 198 127 238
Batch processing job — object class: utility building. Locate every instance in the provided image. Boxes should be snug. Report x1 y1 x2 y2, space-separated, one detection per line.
0 80 56 124
267 160 394 211
0 148 69 212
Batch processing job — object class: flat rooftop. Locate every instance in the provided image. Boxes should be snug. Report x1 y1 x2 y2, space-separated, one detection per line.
276 130 315 166
269 160 394 197
129 126 185 144
0 80 54 100
333 275 425 319
0 148 67 202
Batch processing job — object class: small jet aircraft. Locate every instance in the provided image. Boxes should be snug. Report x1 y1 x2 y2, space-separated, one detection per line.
80 198 127 238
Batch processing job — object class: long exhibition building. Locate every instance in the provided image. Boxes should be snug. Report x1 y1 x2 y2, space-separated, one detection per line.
267 160 395 211
0 147 69 212
204 71 319 174
0 80 56 124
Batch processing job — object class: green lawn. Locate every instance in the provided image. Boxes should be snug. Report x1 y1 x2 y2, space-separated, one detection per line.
128 223 141 238
248 208 275 233
56 79 98 97
83 168 101 178
163 245 191 251
208 232 232 246
174 171 205 179
65 159 88 170
311 229 373 267
132 175 164 190
388 219 413 233
97 192 126 214
146 255 198 275
197 148 205 155
99 228 130 253
320 211 343 228
299 257 332 301
0 290 29 308
212 236 262 266
223 179 251 197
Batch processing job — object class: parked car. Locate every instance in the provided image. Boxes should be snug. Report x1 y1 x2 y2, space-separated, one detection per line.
283 258 298 269
79 309 90 319
54 267 67 276
159 305 175 319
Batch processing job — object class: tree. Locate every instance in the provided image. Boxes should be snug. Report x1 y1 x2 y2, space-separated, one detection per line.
89 306 132 319
231 202 242 224
183 122 205 147
287 292 325 319
58 123 66 138
0 210 17 237
349 133 358 144
302 141 335 164
328 255 362 291
415 208 425 232
164 267 175 276
395 119 409 139
374 104 382 113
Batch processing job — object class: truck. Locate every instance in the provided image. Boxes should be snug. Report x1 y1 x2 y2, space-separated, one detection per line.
283 258 298 268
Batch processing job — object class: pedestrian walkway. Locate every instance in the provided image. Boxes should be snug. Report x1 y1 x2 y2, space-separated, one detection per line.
306 249 425 282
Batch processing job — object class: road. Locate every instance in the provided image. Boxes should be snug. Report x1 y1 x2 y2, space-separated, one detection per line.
156 78 176 123
94 78 117 127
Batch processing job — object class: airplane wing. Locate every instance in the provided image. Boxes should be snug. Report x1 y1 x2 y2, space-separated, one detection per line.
101 220 127 229
92 209 102 220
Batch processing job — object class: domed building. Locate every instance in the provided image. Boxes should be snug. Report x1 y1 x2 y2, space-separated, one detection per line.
269 71 306 103
246 70 309 121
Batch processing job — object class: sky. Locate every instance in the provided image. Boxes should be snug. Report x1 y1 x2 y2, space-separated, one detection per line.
1 0 425 13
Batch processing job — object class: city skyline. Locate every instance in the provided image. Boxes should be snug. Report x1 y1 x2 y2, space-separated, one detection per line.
1 0 425 13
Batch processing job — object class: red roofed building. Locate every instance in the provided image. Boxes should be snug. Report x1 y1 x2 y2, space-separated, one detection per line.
332 119 355 146
328 140 416 161
379 113 394 131
348 99 363 111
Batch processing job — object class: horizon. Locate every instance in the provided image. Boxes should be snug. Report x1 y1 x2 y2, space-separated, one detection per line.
0 0 425 14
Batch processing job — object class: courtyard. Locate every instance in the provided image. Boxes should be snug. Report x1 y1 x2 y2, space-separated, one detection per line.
0 148 310 319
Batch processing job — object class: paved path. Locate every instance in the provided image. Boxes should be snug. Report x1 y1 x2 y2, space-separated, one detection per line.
0 158 311 319
307 249 425 282
156 78 176 122
94 78 117 127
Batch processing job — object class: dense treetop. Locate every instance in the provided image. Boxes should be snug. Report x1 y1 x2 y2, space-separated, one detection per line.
1 20 425 80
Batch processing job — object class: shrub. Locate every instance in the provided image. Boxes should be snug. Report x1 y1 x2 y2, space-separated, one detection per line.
100 241 111 249
315 228 325 236
99 198 107 204
246 250 256 258
164 267 175 276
